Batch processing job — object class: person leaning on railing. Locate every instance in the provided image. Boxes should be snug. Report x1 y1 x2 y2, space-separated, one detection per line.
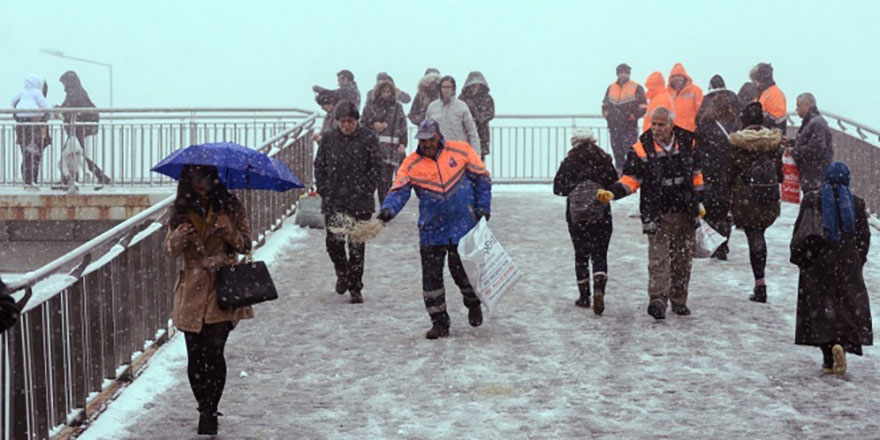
0 277 21 333
11 75 52 189
58 70 112 185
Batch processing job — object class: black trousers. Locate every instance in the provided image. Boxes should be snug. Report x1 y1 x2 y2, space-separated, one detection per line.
326 213 368 292
15 123 49 185
420 245 480 326
744 227 767 281
377 163 396 205
608 124 638 173
567 220 612 283
184 321 233 414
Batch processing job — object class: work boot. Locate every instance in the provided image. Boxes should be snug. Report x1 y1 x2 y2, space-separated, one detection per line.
425 323 449 340
197 411 219 436
647 302 666 320
349 290 363 304
467 304 483 327
575 280 590 308
749 285 767 303
832 344 847 375
335 275 348 295
592 272 607 316
671 304 691 316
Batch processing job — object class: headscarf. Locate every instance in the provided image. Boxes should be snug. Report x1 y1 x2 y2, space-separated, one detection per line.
821 161 856 241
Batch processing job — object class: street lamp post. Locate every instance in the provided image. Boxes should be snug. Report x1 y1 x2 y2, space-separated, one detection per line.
39 48 113 107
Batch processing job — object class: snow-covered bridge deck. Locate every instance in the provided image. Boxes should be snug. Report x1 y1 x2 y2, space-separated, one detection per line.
80 187 880 439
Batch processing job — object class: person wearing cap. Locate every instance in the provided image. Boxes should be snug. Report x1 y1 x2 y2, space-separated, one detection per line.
425 75 482 153
666 63 704 132
409 68 442 125
597 107 705 320
376 118 491 339
313 101 382 304
553 128 618 314
693 74 742 260
361 77 409 203
313 89 339 145
602 63 647 173
312 69 361 111
752 63 787 133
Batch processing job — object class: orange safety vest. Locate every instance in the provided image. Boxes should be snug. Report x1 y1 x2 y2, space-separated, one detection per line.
607 80 640 106
618 138 704 194
757 84 787 120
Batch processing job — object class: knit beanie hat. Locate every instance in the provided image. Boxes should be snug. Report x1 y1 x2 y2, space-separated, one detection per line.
570 128 596 146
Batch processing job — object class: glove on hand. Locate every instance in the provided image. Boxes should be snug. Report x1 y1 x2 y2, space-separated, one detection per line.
376 208 393 223
698 203 707 219
596 189 615 204
475 209 490 222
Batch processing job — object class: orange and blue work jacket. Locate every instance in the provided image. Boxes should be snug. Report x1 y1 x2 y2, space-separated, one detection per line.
381 138 492 246
608 126 704 233
757 84 787 132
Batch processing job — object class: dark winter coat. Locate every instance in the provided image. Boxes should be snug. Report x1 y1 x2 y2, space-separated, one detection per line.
793 108 834 192
459 72 495 156
59 71 98 138
314 125 382 216
408 72 441 125
0 278 20 332
793 191 872 355
727 126 783 230
695 90 740 231
553 141 618 224
361 81 408 167
602 80 647 129
313 82 361 111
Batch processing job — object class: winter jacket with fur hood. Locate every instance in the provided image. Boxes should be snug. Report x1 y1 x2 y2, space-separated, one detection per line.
361 80 409 166
727 126 783 230
11 75 49 119
409 72 441 125
458 72 495 156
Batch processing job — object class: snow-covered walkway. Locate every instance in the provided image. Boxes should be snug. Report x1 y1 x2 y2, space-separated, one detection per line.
79 186 880 439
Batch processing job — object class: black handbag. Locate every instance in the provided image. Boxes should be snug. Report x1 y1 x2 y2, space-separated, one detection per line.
216 256 278 310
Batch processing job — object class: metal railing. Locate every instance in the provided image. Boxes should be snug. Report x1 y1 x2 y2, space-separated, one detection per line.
0 111 316 440
0 108 312 187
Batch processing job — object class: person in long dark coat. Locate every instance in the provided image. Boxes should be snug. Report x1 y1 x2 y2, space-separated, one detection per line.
58 71 111 185
792 161 872 375
361 79 408 204
553 128 618 315
459 71 495 161
695 74 741 260
727 102 783 303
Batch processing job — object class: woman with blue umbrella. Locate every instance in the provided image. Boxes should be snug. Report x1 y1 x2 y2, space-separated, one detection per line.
155 142 301 435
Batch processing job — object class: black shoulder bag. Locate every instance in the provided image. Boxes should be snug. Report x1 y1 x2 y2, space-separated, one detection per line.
216 253 278 310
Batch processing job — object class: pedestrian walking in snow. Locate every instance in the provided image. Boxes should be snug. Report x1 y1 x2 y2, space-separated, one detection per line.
792 93 833 193
314 102 382 303
602 63 647 173
408 68 441 125
727 102 783 303
11 75 52 189
597 107 706 320
553 128 618 314
364 72 411 108
376 118 491 339
162 165 254 435
425 75 482 153
695 74 741 260
313 69 361 111
58 70 111 186
753 63 787 133
792 161 872 375
459 71 496 161
313 89 339 145
361 78 408 204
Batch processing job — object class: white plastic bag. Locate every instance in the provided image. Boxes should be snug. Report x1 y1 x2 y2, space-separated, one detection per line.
58 136 84 183
694 218 725 259
457 218 523 314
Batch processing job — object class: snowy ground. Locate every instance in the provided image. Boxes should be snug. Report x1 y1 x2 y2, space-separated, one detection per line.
78 187 880 439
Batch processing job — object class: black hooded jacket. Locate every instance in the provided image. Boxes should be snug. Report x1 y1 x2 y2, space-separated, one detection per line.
59 71 99 137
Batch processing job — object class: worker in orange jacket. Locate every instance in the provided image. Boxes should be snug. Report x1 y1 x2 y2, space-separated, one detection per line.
753 63 787 132
666 63 703 132
643 71 674 133
602 63 647 173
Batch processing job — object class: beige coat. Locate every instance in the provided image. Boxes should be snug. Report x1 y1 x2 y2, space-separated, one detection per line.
163 200 254 333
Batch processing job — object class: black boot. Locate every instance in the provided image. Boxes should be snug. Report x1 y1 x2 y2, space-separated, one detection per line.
198 411 219 435
749 285 767 303
592 272 607 316
575 280 590 308
425 323 450 339
467 304 483 327
349 290 363 304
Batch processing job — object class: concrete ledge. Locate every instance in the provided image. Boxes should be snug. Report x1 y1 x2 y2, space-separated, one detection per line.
0 192 171 221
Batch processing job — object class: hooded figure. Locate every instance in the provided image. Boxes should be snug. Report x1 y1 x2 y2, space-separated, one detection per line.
666 63 703 132
643 71 674 132
361 79 409 203
792 161 872 375
58 71 110 185
11 75 50 119
409 71 442 125
364 72 411 107
458 71 495 159
11 75 52 186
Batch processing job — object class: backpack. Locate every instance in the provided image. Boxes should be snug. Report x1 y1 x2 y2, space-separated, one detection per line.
568 180 607 224
747 156 780 203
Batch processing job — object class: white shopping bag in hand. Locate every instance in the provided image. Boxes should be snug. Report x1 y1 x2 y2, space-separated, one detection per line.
457 218 523 314
694 218 726 259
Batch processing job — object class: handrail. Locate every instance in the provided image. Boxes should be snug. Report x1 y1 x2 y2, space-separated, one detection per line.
0 107 316 115
4 112 318 307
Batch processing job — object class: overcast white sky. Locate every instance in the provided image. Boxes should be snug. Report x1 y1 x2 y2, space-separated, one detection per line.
2 0 878 127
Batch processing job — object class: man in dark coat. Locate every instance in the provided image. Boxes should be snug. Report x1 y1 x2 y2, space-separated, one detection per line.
553 128 618 314
792 93 833 192
602 63 647 173
0 277 21 333
312 69 361 111
694 74 741 260
313 102 382 303
459 71 495 161
58 70 111 185
361 79 408 204
792 161 872 375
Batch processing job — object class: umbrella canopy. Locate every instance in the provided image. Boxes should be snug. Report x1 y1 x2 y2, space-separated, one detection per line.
151 142 303 191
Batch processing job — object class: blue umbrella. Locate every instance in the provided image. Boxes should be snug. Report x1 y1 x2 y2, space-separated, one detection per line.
151 142 303 191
